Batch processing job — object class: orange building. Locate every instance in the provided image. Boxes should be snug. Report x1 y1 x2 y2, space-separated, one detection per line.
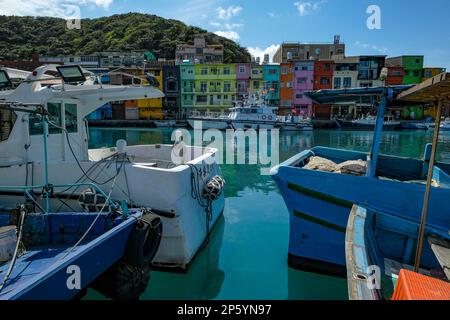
313 60 334 121
279 63 294 113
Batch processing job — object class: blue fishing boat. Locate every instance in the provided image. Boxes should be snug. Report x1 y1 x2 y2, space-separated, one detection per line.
346 74 450 300
270 74 450 277
0 103 163 300
345 205 450 300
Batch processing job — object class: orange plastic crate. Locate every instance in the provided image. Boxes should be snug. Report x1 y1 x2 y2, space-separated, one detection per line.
392 269 450 300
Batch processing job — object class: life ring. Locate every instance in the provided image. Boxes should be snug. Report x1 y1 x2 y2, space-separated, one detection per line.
123 213 163 267
268 116 273 121
262 115 267 120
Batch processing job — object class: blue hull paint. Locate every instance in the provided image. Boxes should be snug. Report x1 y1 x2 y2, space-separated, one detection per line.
0 211 140 300
271 147 450 274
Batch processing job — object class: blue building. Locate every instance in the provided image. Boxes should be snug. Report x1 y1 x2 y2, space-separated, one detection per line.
263 64 280 107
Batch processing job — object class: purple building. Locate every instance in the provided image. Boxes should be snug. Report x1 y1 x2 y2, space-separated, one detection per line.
236 63 251 100
293 61 314 117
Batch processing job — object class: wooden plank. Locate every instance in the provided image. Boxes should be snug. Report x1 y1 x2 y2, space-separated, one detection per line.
428 236 450 281
398 73 450 103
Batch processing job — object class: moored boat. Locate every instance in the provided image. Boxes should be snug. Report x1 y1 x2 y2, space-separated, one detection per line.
336 115 401 130
346 205 450 300
0 65 225 271
270 76 450 277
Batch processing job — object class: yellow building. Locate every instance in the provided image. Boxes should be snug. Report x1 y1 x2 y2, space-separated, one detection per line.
138 66 164 120
422 67 446 82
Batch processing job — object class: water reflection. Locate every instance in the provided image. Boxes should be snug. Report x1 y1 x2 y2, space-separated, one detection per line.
142 216 226 300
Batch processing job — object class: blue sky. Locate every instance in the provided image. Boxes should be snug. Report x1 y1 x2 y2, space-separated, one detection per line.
1 0 450 69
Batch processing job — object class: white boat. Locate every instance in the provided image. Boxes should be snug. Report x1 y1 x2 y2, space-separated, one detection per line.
440 118 450 131
187 104 313 131
336 115 401 130
0 65 225 271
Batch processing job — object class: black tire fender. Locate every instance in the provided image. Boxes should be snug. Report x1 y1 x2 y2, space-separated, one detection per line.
124 213 163 267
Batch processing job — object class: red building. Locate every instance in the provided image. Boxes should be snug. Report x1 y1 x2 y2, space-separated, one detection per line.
313 60 334 121
386 66 405 86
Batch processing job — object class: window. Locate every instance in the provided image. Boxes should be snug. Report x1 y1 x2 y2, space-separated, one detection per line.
280 82 285 88
239 66 246 73
211 68 218 75
281 66 287 75
200 82 207 92
343 77 352 88
269 69 278 75
320 77 330 85
65 104 78 133
325 64 331 71
200 68 208 75
253 81 260 89
413 70 420 77
196 95 207 103
224 95 229 100
286 82 292 88
224 82 231 92
47 103 62 134
295 93 303 99
223 67 231 75
297 77 307 84
252 69 260 75
392 70 403 77
0 109 16 142
415 58 421 64
188 69 194 75
334 77 341 88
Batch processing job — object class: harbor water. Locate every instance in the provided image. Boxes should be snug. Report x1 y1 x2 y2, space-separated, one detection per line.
85 128 450 300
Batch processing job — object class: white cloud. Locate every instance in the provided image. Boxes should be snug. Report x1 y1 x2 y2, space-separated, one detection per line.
214 30 240 42
354 41 389 54
294 1 327 16
247 45 280 63
0 0 112 17
268 12 278 18
216 6 242 20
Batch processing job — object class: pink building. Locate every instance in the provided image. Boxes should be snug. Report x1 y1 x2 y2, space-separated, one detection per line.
236 63 251 100
293 61 314 116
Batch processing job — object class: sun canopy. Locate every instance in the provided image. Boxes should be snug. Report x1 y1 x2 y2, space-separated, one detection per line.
397 73 450 103
305 85 414 105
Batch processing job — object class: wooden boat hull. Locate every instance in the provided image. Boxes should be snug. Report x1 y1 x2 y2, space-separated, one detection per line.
270 147 450 277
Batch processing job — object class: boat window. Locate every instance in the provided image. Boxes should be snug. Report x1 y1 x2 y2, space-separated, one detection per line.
47 103 62 134
0 109 16 142
0 70 12 89
65 104 78 133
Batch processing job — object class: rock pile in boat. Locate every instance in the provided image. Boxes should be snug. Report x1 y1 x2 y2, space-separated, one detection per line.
303 157 367 176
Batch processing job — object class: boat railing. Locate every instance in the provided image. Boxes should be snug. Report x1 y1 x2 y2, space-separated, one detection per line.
0 182 119 214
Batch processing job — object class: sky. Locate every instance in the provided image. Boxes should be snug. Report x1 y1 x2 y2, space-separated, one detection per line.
1 0 450 69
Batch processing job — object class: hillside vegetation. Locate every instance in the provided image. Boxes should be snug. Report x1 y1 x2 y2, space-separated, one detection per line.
0 13 251 63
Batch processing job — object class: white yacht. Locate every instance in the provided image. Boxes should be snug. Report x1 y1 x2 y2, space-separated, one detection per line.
0 65 225 271
187 96 313 131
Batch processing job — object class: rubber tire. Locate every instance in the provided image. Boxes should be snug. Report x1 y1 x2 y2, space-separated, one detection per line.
124 213 163 267
91 261 151 300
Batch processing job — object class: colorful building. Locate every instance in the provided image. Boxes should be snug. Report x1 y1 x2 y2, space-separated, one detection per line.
422 67 446 81
357 55 386 87
279 63 294 112
236 63 251 100
293 61 314 117
262 64 280 107
249 65 263 95
137 66 164 120
385 66 405 86
386 56 424 85
333 57 359 89
313 60 334 119
162 65 181 119
180 63 236 115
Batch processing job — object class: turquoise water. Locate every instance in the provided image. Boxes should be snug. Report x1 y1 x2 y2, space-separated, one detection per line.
86 128 450 300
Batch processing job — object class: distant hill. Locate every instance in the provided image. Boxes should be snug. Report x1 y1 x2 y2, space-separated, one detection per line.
0 13 251 63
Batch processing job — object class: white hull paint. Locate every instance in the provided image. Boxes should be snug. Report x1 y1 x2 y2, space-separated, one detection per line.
187 118 313 131
0 144 225 270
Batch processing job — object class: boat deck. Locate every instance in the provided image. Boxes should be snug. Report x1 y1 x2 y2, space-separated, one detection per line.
0 244 84 299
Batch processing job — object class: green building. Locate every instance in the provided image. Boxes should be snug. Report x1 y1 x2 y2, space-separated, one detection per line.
386 55 424 85
180 63 236 115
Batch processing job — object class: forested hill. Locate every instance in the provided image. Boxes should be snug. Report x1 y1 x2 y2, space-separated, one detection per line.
0 13 251 63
